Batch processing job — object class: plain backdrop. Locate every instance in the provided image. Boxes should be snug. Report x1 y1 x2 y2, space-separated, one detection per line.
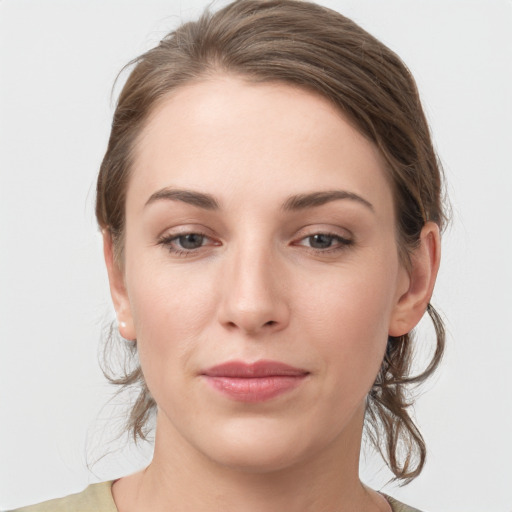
1 1 511 510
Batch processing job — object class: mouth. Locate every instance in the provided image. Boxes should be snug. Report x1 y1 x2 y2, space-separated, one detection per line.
201 360 310 403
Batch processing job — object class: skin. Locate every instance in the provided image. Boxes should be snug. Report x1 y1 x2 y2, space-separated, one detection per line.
105 77 440 512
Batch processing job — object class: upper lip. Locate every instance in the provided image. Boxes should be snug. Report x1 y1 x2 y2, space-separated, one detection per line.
202 360 309 378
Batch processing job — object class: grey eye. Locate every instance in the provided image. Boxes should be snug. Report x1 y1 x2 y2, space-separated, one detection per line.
177 233 205 249
307 234 336 249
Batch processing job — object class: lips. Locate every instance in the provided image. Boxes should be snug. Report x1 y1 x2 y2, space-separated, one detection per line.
201 360 309 402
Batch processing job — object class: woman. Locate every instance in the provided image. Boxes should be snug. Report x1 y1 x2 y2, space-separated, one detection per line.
11 1 445 511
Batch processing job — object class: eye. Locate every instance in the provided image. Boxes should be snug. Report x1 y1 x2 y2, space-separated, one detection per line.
175 233 206 250
157 231 217 256
306 233 338 249
296 232 353 252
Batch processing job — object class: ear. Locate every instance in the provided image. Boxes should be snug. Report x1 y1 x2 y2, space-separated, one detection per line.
389 222 441 337
102 229 136 341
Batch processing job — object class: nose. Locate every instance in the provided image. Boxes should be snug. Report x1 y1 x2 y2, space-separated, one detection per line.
217 242 290 336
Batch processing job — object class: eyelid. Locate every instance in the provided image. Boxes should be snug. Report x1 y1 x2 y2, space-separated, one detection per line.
156 222 215 238
158 232 217 244
292 223 353 240
294 232 352 248
290 224 355 255
156 226 222 257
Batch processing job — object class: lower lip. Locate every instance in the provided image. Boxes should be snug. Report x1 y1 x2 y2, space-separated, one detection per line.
203 375 307 402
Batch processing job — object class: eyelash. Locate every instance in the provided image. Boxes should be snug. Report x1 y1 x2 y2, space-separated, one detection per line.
295 232 354 253
157 231 353 257
157 232 213 258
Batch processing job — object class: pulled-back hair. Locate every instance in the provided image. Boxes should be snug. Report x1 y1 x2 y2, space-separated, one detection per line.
96 0 446 484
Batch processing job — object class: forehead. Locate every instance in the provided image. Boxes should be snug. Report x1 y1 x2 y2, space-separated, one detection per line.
128 76 394 218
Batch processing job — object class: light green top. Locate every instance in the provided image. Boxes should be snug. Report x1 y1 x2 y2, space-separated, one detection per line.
9 481 422 512
8 482 117 512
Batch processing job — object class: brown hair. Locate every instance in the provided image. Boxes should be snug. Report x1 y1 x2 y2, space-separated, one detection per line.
96 0 446 484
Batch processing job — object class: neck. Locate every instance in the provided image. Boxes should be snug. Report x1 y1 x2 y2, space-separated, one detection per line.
112 405 389 512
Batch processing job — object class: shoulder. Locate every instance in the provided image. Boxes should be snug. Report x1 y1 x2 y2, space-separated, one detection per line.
8 481 117 512
385 494 424 512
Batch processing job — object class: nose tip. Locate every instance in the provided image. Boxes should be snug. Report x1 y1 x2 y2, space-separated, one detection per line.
218 259 290 336
224 309 283 335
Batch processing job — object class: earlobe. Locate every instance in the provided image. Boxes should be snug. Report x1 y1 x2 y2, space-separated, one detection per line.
389 222 441 337
102 229 136 340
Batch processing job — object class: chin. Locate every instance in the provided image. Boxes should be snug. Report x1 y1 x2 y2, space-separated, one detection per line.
210 444 307 474
194 416 326 474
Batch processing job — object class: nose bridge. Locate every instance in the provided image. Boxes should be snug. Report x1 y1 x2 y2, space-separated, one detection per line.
218 235 289 335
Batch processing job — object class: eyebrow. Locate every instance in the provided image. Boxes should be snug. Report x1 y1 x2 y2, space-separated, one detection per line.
281 190 374 212
145 188 220 210
144 187 373 212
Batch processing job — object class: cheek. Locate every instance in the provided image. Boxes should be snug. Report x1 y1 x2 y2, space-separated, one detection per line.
124 257 218 390
295 253 400 390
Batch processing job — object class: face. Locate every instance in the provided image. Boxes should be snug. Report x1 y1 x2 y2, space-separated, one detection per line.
110 77 414 472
